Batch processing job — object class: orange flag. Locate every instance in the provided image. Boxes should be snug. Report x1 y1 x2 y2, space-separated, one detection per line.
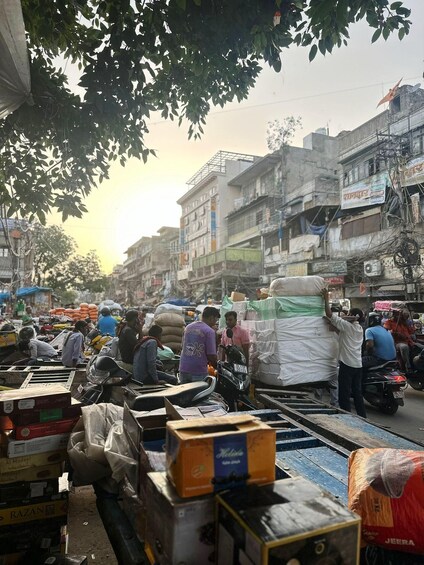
377 78 402 107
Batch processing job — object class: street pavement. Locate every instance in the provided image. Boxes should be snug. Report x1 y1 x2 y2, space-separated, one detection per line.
365 385 424 445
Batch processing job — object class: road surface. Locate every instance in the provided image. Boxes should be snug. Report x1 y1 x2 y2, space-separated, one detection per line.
365 385 424 445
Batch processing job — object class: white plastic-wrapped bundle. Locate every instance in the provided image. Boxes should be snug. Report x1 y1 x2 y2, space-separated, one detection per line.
269 276 326 297
250 317 338 387
231 300 247 322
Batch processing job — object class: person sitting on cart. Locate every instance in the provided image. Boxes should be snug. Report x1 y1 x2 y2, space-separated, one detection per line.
384 309 424 371
117 309 140 371
133 325 177 385
62 321 89 367
19 338 58 365
362 313 396 369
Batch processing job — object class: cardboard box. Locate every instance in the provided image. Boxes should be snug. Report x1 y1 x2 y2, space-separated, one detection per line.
123 403 169 458
5 433 70 458
15 417 79 441
0 519 65 555
145 472 215 565
121 476 147 543
0 491 68 526
166 415 276 498
138 440 167 501
0 478 59 504
0 450 67 473
216 477 361 565
0 462 64 485
124 400 227 458
0 386 71 417
8 398 82 427
230 291 246 302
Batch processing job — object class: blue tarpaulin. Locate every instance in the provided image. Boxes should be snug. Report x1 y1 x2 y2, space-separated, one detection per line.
0 286 51 301
163 298 191 306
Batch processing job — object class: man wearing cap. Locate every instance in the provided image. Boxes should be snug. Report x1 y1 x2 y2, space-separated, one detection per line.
180 306 220 383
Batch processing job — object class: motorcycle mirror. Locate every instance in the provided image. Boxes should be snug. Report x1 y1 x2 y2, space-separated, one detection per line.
226 328 233 339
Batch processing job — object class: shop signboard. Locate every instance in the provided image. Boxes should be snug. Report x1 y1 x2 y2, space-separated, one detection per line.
401 156 424 187
286 263 308 277
311 260 347 276
341 173 388 210
324 276 345 285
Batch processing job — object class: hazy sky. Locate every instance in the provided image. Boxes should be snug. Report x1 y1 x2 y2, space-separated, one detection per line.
50 1 424 273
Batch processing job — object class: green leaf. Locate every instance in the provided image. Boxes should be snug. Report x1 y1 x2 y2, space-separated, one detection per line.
309 44 318 61
398 27 406 40
175 0 187 10
371 28 381 43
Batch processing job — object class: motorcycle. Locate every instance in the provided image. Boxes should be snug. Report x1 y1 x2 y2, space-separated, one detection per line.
216 328 255 411
75 355 223 411
362 360 407 415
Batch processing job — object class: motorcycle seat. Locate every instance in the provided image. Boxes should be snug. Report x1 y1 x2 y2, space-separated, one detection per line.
366 360 399 372
131 380 214 411
95 355 131 374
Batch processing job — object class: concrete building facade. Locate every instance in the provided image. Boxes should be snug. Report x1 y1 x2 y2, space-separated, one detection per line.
177 151 259 299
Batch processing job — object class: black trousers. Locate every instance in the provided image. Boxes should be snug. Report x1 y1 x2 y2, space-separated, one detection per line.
338 361 367 418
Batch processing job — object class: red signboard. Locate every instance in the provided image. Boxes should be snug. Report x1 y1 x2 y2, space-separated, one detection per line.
324 276 345 285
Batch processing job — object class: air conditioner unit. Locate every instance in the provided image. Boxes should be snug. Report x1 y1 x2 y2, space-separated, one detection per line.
259 275 270 284
364 260 382 277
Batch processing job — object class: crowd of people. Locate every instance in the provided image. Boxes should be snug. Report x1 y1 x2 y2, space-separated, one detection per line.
11 295 424 420
321 289 424 418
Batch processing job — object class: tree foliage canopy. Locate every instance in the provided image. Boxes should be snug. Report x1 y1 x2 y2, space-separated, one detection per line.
33 224 76 286
0 0 412 221
33 225 106 292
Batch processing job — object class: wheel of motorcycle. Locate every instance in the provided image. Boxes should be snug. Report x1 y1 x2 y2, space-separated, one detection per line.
378 402 399 415
408 380 424 391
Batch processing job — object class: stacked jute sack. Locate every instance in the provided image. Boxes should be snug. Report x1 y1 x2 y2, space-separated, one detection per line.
153 304 185 353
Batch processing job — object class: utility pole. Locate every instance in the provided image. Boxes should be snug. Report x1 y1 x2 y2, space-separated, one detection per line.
377 129 419 300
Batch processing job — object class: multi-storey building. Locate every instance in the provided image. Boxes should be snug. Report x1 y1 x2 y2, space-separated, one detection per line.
177 151 261 299
107 264 125 304
226 131 340 288
0 219 33 292
325 84 424 306
122 227 179 305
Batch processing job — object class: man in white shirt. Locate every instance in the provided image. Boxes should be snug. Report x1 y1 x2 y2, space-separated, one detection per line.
322 289 367 418
19 338 58 365
62 321 88 367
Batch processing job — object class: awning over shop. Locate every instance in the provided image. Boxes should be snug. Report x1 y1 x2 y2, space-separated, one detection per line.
0 286 52 301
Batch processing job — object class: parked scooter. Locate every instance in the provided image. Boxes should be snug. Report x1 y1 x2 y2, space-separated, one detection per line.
403 349 424 390
362 360 407 415
75 355 223 411
216 328 255 411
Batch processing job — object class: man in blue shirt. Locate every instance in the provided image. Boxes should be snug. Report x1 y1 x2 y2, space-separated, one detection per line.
97 306 118 336
363 312 396 368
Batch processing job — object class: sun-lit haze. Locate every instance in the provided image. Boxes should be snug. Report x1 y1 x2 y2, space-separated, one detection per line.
51 0 424 273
